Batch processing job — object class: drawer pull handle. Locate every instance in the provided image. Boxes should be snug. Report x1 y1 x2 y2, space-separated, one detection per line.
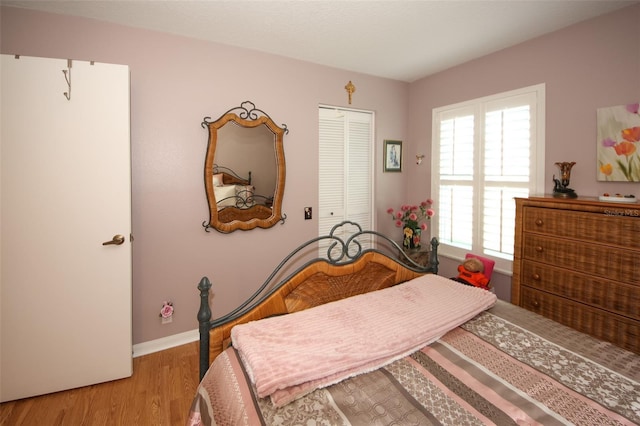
532 300 540 308
535 219 543 226
535 246 543 252
532 273 541 281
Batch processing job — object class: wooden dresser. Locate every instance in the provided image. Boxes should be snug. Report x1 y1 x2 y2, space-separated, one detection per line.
512 196 640 354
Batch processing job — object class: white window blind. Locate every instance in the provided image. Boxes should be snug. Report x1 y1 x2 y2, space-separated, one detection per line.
319 107 374 256
432 84 545 273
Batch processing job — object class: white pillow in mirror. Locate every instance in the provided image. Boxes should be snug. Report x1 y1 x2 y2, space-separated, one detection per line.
214 185 237 207
236 185 255 207
213 173 224 186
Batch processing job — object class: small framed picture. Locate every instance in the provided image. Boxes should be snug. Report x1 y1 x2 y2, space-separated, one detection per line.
383 140 402 172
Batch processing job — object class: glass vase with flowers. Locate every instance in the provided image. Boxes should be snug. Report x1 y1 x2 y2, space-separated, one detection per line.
387 199 435 250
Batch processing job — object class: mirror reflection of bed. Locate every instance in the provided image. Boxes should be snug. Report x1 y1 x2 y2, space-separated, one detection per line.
212 164 273 224
212 165 253 207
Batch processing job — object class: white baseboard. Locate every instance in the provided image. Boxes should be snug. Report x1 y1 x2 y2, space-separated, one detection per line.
133 329 199 358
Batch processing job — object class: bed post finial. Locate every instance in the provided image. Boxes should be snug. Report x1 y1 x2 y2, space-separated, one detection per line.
197 277 212 323
197 277 212 380
429 237 439 274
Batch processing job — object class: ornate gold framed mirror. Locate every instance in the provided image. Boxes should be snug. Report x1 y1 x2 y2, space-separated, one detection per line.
202 101 287 233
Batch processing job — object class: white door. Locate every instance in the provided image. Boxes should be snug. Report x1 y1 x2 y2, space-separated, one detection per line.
0 55 132 402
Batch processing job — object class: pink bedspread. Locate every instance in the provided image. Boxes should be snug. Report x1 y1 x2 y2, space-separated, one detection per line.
231 274 497 406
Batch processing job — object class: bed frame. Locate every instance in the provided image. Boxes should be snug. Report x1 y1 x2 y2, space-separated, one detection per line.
212 164 252 186
196 221 439 379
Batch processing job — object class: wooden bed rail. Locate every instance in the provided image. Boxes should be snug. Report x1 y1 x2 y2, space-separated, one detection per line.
196 221 439 379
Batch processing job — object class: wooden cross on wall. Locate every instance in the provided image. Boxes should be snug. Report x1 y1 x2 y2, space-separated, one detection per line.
345 81 355 105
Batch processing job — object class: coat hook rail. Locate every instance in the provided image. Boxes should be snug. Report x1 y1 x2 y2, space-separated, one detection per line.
62 59 72 101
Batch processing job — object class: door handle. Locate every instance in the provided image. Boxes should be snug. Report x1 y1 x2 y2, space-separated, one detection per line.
102 234 125 246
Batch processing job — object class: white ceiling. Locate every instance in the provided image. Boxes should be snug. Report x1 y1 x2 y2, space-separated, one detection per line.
3 0 637 82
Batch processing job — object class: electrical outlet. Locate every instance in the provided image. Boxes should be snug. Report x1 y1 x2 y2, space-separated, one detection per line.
304 207 312 220
160 301 174 324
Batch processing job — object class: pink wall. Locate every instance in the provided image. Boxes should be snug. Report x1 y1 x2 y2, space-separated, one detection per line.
408 4 640 299
0 6 409 344
2 4 639 343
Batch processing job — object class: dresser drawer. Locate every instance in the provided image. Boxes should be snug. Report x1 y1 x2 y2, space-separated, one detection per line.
521 260 640 320
521 286 640 353
523 206 640 250
522 233 640 284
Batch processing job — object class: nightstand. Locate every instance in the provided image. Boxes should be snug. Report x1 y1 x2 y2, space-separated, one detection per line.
398 247 436 271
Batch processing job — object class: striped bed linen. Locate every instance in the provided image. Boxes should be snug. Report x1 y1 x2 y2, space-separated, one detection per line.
187 300 640 426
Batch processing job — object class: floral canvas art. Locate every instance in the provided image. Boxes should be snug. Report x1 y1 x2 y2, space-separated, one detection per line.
597 102 640 181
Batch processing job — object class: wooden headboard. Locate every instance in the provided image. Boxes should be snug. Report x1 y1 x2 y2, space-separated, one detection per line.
213 164 251 185
196 221 439 379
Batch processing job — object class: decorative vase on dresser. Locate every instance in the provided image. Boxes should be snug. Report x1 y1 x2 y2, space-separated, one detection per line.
512 196 640 354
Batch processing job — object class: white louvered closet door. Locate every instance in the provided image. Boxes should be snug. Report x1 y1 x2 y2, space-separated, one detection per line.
318 107 374 256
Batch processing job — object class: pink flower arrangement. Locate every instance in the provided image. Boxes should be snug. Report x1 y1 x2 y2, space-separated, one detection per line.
387 199 435 231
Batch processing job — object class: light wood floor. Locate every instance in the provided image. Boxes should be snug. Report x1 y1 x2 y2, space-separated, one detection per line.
0 341 200 426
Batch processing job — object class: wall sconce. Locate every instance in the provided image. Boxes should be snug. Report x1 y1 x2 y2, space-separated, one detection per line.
416 154 425 165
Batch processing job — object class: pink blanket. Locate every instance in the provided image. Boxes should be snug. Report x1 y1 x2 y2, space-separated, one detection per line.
231 274 497 406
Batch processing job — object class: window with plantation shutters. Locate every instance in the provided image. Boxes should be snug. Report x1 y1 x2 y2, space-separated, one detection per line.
318 106 374 256
432 84 545 273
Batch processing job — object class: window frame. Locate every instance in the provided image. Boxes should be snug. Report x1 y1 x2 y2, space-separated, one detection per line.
430 84 546 274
